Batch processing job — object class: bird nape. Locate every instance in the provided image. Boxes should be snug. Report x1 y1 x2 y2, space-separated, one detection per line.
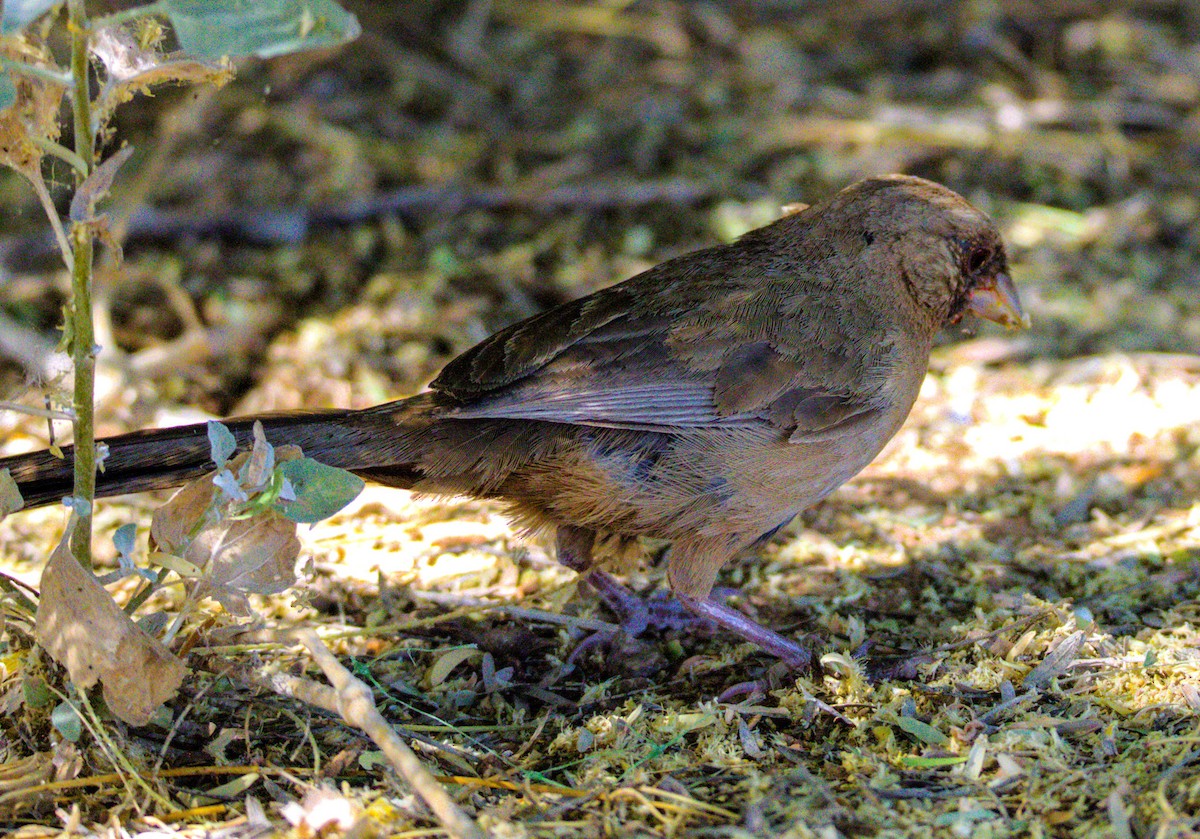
0 175 1027 673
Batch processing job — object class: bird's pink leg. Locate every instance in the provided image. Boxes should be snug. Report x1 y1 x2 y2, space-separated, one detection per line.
556 525 650 634
678 595 814 671
556 526 816 671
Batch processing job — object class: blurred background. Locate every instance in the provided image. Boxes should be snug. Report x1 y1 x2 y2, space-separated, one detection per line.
1 0 1198 425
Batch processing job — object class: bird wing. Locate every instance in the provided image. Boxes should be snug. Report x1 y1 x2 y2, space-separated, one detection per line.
430 251 891 438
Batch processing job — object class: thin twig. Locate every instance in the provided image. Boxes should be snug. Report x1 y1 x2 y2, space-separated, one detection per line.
24 169 72 272
0 400 72 421
253 629 486 839
31 134 88 177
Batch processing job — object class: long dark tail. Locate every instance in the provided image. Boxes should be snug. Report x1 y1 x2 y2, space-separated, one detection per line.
1 399 432 510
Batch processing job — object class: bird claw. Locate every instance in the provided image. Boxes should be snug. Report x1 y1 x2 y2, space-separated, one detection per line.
716 661 809 703
678 594 820 675
717 680 767 703
580 570 651 635
584 570 723 635
575 570 820 678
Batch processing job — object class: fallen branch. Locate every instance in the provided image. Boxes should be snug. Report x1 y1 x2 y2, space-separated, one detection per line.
241 629 485 839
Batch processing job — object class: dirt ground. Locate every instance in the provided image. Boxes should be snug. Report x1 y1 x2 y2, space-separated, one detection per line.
1 1 1200 836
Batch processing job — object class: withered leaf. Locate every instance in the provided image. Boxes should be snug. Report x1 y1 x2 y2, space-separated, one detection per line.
150 467 216 555
189 511 301 617
0 35 65 177
149 443 304 553
35 530 186 726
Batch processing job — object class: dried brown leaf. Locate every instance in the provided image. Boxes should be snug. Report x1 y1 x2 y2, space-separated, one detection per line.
1022 631 1086 691
425 646 482 688
149 442 303 553
242 421 275 490
189 511 301 617
35 530 186 726
148 439 305 618
150 468 216 555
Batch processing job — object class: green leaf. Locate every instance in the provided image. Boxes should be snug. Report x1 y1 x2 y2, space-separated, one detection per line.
0 73 14 111
113 522 137 560
896 715 949 745
359 750 387 770
1 0 58 34
207 420 237 468
898 754 966 768
161 0 361 60
274 457 363 524
426 645 481 688
50 700 83 742
0 468 23 517
22 674 53 709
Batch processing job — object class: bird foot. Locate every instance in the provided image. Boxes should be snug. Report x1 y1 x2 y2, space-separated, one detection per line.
558 529 817 672
577 569 818 675
584 571 731 636
563 571 718 673
716 680 766 703
677 594 818 674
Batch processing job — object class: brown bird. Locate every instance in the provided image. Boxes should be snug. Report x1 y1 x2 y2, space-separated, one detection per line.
1 175 1026 669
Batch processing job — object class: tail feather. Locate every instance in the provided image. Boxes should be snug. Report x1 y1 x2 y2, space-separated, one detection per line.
1 402 425 510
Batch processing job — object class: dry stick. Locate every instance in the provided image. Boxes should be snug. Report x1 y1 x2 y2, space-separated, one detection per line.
125 178 717 245
1 177 720 269
259 629 485 839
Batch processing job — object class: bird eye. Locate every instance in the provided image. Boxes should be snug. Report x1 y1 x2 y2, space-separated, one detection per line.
964 245 993 275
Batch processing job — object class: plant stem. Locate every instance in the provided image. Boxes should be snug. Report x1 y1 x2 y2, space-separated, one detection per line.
0 56 74 87
31 135 88 178
67 226 95 567
67 0 96 569
68 3 94 174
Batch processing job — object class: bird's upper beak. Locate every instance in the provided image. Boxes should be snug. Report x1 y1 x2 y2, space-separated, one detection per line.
966 271 1030 329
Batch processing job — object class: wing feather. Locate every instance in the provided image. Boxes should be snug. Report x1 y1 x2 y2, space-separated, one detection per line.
429 240 894 437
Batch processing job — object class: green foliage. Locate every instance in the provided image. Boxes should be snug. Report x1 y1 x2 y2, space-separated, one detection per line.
50 700 83 742
206 419 238 468
276 456 365 524
0 0 363 731
161 0 360 60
